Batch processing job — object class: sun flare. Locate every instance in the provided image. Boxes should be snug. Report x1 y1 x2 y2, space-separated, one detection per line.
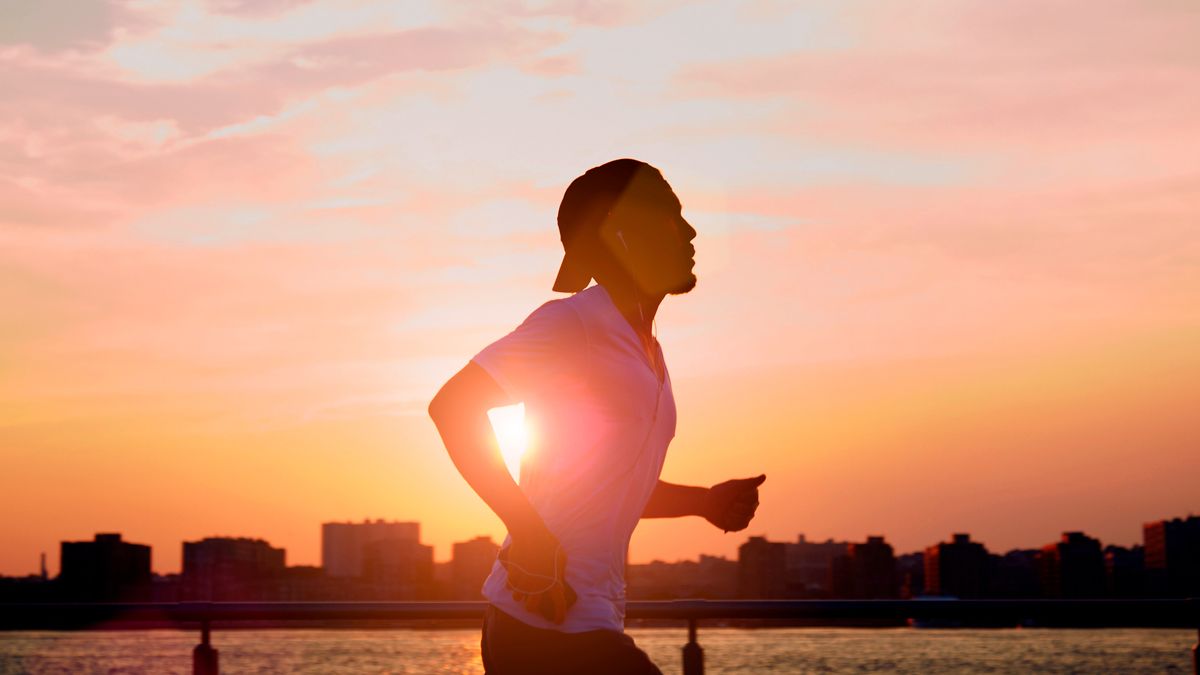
487 403 529 481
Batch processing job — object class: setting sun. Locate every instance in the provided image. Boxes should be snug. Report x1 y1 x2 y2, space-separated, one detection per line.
487 403 529 481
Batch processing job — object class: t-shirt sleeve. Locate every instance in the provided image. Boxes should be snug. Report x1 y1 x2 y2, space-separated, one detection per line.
471 299 586 403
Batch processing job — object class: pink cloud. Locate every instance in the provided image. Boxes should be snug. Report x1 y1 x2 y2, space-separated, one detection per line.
519 54 580 77
674 2 1200 154
0 0 154 53
205 0 318 18
0 22 560 135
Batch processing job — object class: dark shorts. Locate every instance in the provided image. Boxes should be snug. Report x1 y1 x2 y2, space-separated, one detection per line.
481 605 663 675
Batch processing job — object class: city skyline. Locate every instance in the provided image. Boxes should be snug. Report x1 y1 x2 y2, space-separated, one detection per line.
3 510 1188 579
6 512 1196 607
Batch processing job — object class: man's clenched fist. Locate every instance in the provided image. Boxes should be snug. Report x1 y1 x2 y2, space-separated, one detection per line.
702 474 765 533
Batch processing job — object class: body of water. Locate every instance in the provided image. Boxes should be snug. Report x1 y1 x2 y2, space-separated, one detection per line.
0 627 1194 674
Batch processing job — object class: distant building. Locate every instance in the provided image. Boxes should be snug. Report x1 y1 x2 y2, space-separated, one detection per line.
181 537 285 600
451 536 500 599
692 555 739 598
59 533 151 601
627 561 679 599
434 560 453 590
896 552 924 598
0 573 55 602
151 573 182 602
1038 532 1105 598
784 535 849 597
738 536 787 598
1104 545 1144 598
322 520 420 578
990 549 1040 598
627 555 738 600
924 534 990 598
362 537 434 598
831 536 897 598
1143 516 1200 597
274 565 332 602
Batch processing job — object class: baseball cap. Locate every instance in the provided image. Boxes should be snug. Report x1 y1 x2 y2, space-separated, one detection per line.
553 158 665 293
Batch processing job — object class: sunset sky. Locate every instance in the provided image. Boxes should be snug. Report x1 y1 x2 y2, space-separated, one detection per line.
2 0 1198 576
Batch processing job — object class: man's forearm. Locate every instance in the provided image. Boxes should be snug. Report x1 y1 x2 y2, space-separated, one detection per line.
641 480 709 518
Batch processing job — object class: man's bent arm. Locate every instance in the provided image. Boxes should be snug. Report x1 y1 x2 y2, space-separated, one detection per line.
641 480 709 519
428 361 550 541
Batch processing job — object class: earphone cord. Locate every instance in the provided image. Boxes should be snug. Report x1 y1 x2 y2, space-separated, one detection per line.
636 301 661 378
607 301 663 486
503 544 566 596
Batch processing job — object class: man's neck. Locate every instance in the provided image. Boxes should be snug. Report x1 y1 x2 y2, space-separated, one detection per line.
599 279 663 339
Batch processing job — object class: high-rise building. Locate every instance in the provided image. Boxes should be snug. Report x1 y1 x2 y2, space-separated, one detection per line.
1143 515 1200 597
59 533 151 601
451 536 500 599
831 536 897 598
322 520 420 578
738 536 787 598
181 537 285 600
1038 532 1105 598
924 534 990 598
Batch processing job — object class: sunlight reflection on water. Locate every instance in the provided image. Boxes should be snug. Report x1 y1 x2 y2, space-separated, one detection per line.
0 627 1192 674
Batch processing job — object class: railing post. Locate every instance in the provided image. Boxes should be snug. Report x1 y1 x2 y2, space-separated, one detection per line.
193 619 219 675
682 617 703 675
1191 627 1197 675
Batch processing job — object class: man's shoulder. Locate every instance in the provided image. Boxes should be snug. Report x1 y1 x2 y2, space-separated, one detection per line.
506 285 612 346
512 293 586 340
557 283 608 316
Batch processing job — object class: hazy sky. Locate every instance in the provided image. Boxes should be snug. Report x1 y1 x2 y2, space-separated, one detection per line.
2 0 1198 575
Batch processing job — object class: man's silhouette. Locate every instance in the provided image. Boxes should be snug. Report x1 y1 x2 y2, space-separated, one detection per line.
429 159 765 674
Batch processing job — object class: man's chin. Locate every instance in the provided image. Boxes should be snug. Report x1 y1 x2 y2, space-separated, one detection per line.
667 274 697 296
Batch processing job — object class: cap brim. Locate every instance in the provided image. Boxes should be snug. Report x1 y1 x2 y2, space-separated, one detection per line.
552 249 591 293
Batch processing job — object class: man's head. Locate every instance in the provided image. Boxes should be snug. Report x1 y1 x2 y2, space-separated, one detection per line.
554 159 697 297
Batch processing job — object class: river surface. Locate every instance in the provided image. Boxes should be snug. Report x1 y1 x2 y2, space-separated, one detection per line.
0 627 1194 673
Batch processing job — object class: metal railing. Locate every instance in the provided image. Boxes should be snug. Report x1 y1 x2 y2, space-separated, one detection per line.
2 599 1197 675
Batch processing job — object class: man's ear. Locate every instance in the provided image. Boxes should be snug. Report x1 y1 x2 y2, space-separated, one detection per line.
592 223 635 279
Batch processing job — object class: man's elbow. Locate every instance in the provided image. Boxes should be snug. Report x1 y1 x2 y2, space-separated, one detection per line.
428 386 452 425
428 362 505 426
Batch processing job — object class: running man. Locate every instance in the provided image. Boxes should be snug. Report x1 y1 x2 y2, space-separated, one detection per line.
429 158 765 674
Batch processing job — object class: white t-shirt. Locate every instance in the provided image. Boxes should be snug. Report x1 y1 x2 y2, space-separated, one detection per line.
471 283 677 633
